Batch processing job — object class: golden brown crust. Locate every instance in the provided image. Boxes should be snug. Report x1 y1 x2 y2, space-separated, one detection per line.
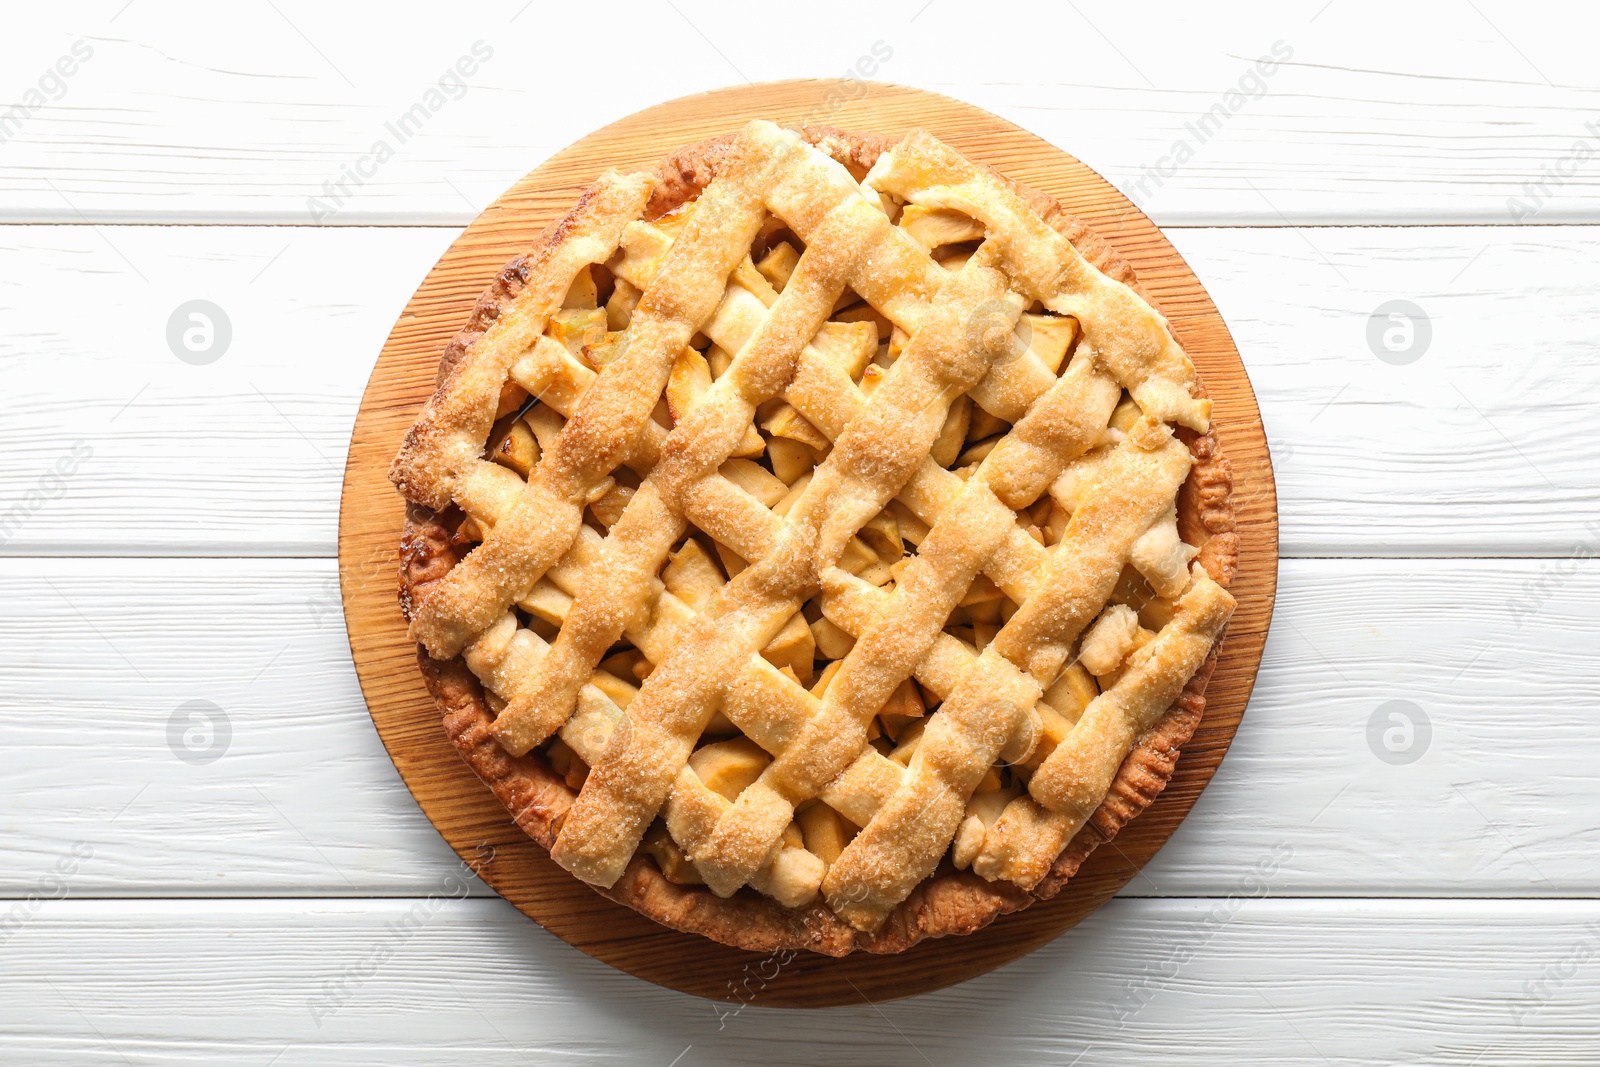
398 125 1238 955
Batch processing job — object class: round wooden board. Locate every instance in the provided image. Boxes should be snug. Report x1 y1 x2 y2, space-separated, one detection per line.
339 80 1278 1007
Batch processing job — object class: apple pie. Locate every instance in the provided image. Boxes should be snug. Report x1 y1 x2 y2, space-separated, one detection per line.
391 121 1237 955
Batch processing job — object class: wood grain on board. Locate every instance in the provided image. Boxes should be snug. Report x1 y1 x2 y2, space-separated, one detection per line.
338 81 1277 1005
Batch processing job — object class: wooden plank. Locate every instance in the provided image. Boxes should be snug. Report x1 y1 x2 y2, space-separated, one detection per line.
1176 225 1600 555
2 557 1594 896
336 82 1272 1000
0 557 473 896
1143 557 1600 896
4 5 1599 224
0 225 456 555
3 898 1597 1064
3 223 1593 557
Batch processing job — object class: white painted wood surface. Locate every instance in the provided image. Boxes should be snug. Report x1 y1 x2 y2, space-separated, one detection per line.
4 2 1599 1062
4 223 1597 557
2 556 1595 897
4 3 1600 225
4 899 1598 1066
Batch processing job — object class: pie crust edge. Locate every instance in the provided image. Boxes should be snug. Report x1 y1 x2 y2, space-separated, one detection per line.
395 126 1240 957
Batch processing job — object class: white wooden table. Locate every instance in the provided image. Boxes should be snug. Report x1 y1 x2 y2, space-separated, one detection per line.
4 2 1598 1063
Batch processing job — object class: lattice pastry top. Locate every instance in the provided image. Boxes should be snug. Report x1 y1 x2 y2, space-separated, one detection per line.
393 121 1238 954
